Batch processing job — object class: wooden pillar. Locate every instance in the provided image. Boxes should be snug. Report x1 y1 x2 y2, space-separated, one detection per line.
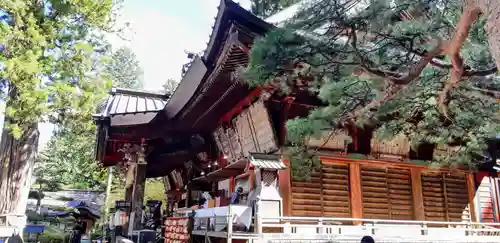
279 158 292 216
349 163 363 221
123 163 136 235
466 172 478 222
411 168 425 220
131 163 147 231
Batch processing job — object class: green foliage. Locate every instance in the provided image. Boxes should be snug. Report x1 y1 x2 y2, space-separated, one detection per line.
38 225 69 243
144 178 167 206
104 46 144 89
250 0 301 18
35 36 142 195
36 125 107 191
244 0 500 177
107 178 167 208
0 0 116 137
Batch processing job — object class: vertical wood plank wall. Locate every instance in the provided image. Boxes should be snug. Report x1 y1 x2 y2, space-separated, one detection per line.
287 158 499 223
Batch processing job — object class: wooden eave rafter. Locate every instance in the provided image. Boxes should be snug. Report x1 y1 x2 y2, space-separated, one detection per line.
178 26 256 131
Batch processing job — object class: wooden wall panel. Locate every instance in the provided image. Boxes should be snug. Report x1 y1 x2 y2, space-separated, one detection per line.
233 110 256 158
361 166 390 219
387 168 414 220
422 172 470 222
291 171 322 217
422 173 447 221
322 164 351 217
444 173 470 222
291 164 351 217
360 166 413 220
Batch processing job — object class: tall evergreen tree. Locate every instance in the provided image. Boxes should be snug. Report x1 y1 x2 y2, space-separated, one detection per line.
0 0 114 214
105 46 144 89
244 0 500 179
250 0 301 18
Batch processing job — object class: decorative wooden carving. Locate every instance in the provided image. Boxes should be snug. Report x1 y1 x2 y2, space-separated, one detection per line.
305 129 350 152
370 134 410 160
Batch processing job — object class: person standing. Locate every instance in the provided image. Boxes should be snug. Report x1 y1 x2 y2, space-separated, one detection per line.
70 221 84 243
230 187 243 205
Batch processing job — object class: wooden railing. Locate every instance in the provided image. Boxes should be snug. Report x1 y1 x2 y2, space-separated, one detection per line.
191 214 500 242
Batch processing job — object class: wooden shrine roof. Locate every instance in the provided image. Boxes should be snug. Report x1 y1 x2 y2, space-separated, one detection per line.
94 87 169 126
152 0 273 134
95 1 276 178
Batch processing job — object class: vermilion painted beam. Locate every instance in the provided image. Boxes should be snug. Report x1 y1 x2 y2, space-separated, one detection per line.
349 163 363 223
411 168 425 220
466 173 478 222
279 158 292 216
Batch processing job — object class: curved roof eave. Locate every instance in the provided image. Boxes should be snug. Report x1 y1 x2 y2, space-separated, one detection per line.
156 0 273 125
203 0 273 67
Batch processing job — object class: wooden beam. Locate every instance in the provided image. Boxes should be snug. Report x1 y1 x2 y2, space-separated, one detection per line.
319 155 468 172
279 158 292 216
411 168 425 220
131 163 147 231
466 172 478 222
123 163 136 236
349 163 363 221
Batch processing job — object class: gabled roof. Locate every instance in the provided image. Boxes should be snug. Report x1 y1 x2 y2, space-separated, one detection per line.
96 87 169 117
94 87 170 126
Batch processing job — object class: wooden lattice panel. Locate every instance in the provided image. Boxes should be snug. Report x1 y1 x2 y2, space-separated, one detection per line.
422 172 447 221
291 171 322 217
361 166 413 220
322 164 351 218
248 100 278 153
361 166 390 219
262 170 278 186
444 173 470 222
422 172 470 222
387 168 413 220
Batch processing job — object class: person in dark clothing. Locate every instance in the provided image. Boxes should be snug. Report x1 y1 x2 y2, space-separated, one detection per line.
70 221 84 243
361 236 375 243
6 229 23 243
230 187 243 204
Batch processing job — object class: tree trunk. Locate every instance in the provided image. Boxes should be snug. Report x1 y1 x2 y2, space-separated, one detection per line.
0 122 39 215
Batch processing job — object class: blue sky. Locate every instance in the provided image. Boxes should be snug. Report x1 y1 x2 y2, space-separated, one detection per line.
29 0 251 148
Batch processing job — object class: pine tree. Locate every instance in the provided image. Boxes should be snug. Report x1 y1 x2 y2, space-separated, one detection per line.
0 0 114 215
250 0 301 18
105 46 144 89
244 0 500 179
